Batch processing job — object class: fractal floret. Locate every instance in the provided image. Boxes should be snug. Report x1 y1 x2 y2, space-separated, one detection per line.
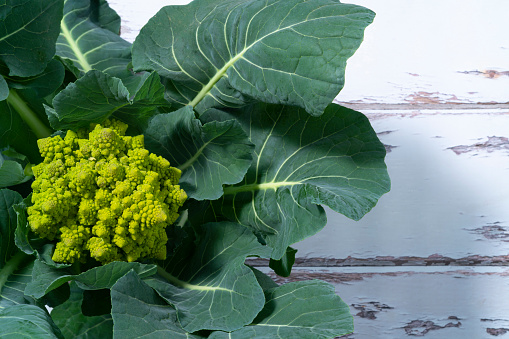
27 119 187 264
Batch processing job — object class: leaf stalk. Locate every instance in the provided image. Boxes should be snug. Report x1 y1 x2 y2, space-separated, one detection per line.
6 89 52 139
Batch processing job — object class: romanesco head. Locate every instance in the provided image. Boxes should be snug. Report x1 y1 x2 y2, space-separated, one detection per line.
27 119 187 264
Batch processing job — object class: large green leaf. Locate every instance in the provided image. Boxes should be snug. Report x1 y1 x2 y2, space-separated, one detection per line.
132 0 374 115
111 271 203 339
201 103 390 259
0 304 63 338
52 282 113 339
24 260 157 299
269 246 297 277
209 280 353 338
0 159 29 188
0 260 35 309
13 195 69 269
0 189 35 309
0 147 33 188
46 70 171 131
144 222 271 332
92 0 122 34
13 194 41 257
0 0 64 77
249 267 279 291
0 94 42 163
144 106 254 200
0 189 23 268
0 75 7 101
6 58 65 98
56 0 131 77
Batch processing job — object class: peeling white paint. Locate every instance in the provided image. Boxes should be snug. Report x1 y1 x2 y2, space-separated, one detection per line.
337 0 509 104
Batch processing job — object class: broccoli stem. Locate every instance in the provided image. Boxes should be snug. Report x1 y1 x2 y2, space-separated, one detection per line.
6 89 52 139
0 251 29 299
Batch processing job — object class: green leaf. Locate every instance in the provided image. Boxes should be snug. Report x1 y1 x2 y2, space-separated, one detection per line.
94 0 123 35
0 96 41 163
72 261 154 290
47 70 171 131
13 194 39 256
269 246 297 277
6 58 65 98
23 261 73 300
0 259 36 309
0 0 64 77
0 304 63 338
52 283 113 339
249 267 278 291
56 0 131 77
0 147 33 188
111 271 203 339
0 160 28 189
202 103 390 259
0 189 23 267
0 75 8 101
0 189 35 309
0 190 36 307
132 0 374 115
209 280 353 338
13 196 66 269
24 260 157 299
145 222 271 332
144 106 254 200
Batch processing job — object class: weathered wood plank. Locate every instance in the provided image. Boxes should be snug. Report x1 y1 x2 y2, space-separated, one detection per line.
257 267 509 338
293 109 509 259
336 0 509 105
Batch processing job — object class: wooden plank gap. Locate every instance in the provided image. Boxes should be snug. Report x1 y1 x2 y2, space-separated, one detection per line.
246 254 509 267
335 101 509 113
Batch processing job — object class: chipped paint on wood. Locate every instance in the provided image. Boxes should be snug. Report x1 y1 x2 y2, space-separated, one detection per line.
486 327 509 336
467 222 509 242
337 104 509 113
459 69 509 79
402 318 462 337
351 302 394 320
405 92 462 105
247 254 509 267
448 136 509 155
258 267 509 285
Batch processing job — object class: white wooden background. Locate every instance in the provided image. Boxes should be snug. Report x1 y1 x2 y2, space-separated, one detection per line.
109 1 509 337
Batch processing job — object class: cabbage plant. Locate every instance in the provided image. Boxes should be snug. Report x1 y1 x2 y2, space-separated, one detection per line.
0 0 390 337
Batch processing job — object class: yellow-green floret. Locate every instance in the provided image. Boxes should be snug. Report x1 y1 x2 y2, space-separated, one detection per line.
27 119 187 264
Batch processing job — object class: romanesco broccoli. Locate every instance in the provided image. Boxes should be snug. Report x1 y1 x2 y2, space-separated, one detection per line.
27 119 187 264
